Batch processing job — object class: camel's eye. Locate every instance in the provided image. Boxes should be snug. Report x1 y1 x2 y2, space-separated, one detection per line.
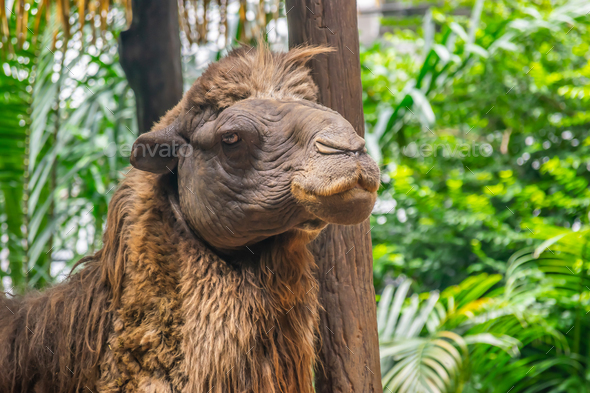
222 133 241 145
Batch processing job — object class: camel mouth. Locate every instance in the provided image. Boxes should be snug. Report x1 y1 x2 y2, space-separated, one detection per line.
290 153 380 225
296 175 379 199
291 182 377 226
333 181 372 195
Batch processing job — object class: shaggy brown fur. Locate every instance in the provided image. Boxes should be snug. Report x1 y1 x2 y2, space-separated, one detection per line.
0 46 332 393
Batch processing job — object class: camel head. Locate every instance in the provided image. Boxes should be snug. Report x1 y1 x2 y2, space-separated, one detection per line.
129 46 380 252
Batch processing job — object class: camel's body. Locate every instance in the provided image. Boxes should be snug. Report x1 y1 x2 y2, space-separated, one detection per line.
0 46 380 393
1 171 318 393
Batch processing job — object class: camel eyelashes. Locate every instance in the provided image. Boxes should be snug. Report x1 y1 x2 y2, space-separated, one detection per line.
222 132 241 145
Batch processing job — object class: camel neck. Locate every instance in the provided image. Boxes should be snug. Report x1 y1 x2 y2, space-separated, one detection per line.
95 170 319 393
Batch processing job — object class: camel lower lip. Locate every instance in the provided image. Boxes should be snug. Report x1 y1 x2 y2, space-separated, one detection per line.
292 183 377 226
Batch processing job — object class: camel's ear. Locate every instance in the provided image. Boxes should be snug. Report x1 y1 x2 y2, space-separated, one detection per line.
130 121 188 174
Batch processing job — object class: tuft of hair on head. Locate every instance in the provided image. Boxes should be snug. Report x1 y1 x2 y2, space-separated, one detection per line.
281 43 336 66
185 43 335 113
239 35 335 70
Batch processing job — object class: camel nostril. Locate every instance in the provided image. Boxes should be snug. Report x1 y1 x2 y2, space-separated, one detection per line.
315 137 366 155
316 140 347 155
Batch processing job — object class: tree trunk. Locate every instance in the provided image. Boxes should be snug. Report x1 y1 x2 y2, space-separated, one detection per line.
286 2 383 393
119 0 183 135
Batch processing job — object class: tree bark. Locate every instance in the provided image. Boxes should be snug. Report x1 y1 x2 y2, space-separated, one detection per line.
286 2 383 392
119 0 183 135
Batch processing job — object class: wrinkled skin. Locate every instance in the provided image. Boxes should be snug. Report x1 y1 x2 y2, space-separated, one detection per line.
132 98 380 254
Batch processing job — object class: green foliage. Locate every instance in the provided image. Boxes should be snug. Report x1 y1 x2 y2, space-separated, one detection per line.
364 0 590 292
378 275 500 393
24 29 135 288
0 23 34 290
380 226 590 392
0 6 135 291
367 0 590 391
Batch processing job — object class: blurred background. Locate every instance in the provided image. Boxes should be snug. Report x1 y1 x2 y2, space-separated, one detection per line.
1 0 590 391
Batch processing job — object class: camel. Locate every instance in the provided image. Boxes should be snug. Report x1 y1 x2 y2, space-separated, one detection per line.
0 46 380 393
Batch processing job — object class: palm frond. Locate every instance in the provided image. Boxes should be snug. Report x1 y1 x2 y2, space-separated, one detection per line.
0 0 37 291
378 276 520 393
22 20 136 287
377 266 586 393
